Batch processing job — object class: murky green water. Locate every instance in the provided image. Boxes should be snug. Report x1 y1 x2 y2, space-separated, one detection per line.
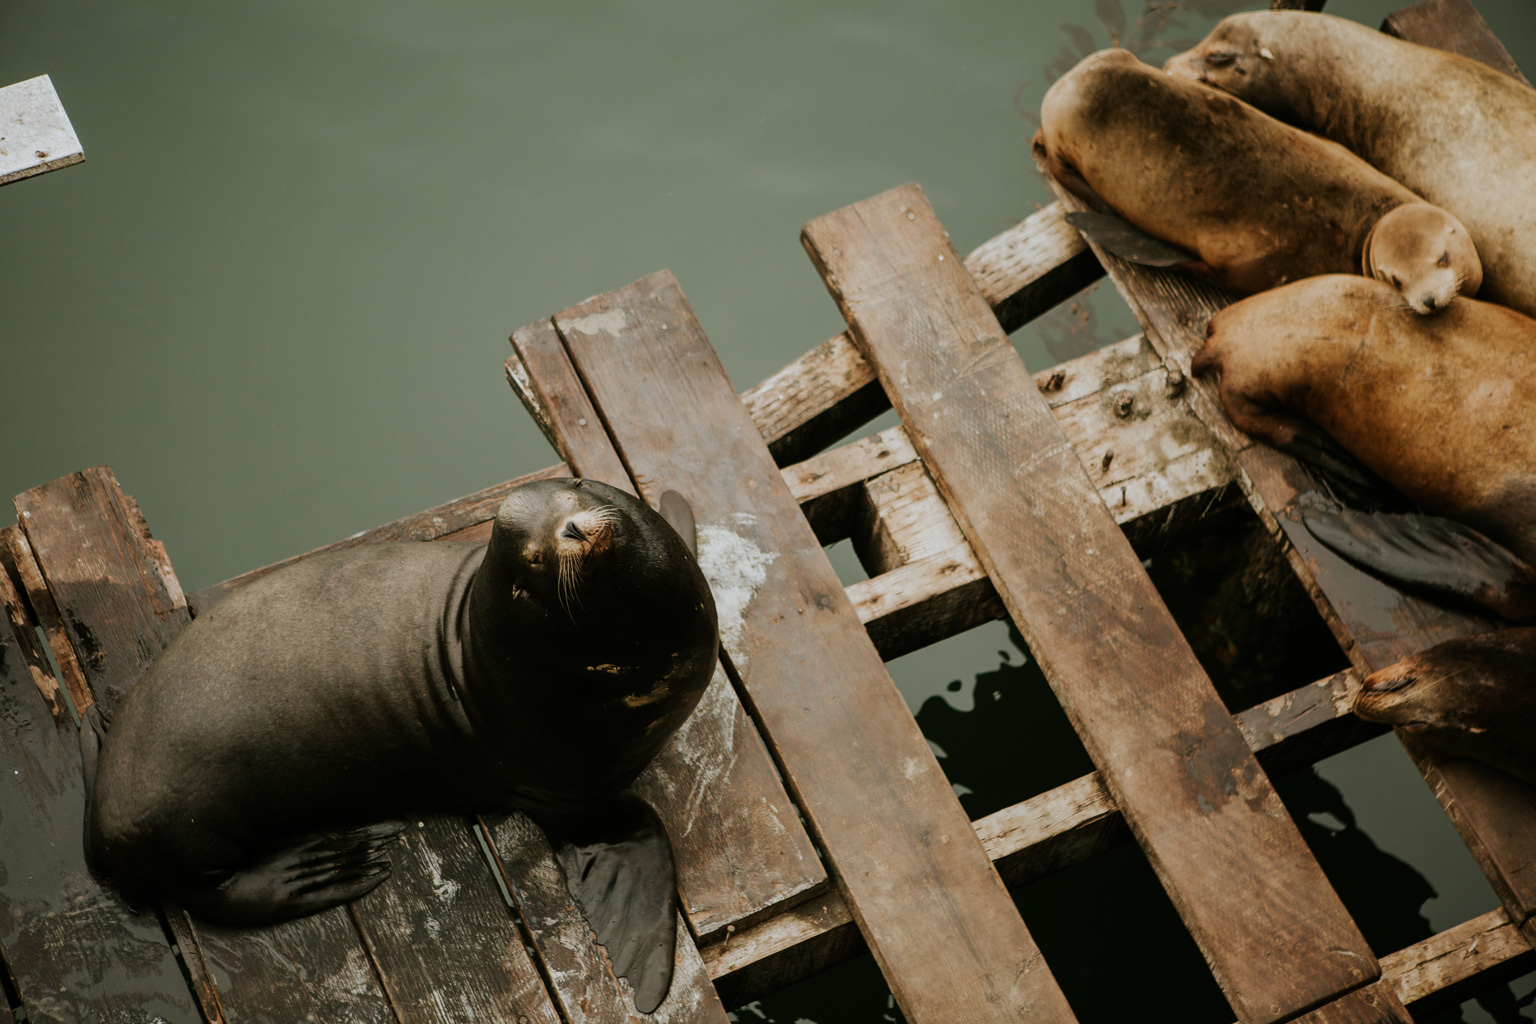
5 1 1534 1021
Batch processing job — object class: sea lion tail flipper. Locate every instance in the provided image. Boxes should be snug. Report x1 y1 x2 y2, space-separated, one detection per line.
1302 509 1536 622
658 490 698 558
179 821 405 926
548 794 677 1013
1063 211 1196 268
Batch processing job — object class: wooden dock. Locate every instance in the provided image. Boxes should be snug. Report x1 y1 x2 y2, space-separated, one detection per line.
2 1 1533 1020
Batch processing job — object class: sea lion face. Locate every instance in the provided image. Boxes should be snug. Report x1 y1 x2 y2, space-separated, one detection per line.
493 478 626 619
1163 17 1272 96
1354 629 1536 785
1364 203 1483 315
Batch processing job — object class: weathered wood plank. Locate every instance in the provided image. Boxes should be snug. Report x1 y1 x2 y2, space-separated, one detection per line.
0 526 202 1024
552 271 1077 1024
0 75 84 186
13 469 398 1024
1382 0 1531 85
482 812 731 1023
509 317 827 941
743 200 1102 464
1285 982 1411 1024
349 814 562 1024
1381 907 1535 1016
803 184 1385 1024
706 665 1378 1001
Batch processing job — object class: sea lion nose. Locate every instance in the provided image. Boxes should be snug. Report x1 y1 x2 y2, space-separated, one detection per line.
1421 293 1438 312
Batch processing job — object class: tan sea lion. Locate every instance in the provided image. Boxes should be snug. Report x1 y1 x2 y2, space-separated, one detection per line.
1354 628 1536 787
1034 49 1481 313
1166 11 1536 318
1191 274 1536 565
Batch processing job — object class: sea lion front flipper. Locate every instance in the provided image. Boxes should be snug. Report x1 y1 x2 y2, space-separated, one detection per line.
1302 509 1536 623
1064 211 1196 267
546 792 677 1013
658 490 698 558
179 821 405 926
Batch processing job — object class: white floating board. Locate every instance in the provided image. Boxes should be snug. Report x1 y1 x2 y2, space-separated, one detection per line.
1 75 84 186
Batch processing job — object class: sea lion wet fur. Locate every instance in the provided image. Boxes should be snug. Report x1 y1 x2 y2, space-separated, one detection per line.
82 477 717 1012
1167 11 1536 318
1191 275 1536 564
1355 628 1536 786
1033 49 1480 312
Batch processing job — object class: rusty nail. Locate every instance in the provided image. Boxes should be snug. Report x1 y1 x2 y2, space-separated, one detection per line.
1119 486 1128 507
1038 370 1066 393
1165 367 1187 399
1114 391 1135 417
1101 450 1114 472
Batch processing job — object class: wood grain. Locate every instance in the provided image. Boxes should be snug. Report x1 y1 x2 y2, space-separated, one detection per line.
803 184 1385 1024
509 317 827 940
0 526 202 1024
13 469 400 1024
1382 0 1531 85
551 271 1077 1024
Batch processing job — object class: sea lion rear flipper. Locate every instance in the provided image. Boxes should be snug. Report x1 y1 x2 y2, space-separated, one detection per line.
1276 435 1408 511
658 490 698 558
179 821 405 926
1302 509 1536 623
547 793 677 1013
1064 211 1196 268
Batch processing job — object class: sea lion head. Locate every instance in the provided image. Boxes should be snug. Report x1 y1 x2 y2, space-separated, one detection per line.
1354 629 1536 785
1363 203 1482 315
1163 14 1276 95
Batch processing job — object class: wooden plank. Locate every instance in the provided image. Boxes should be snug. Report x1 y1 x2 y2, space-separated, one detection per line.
552 271 1078 1024
0 75 84 185
483 812 731 1024
803 184 1385 1024
0 526 202 1024
1382 908 1535 1016
1285 983 1411 1024
13 469 398 1024
707 665 1379 1001
1382 0 1531 85
349 816 562 1024
509 318 827 940
741 201 1101 464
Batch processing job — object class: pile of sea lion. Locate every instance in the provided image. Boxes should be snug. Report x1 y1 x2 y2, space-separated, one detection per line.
81 478 717 1011
1035 13 1536 786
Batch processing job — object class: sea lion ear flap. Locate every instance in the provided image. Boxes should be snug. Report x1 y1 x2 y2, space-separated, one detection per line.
548 793 679 1013
658 490 698 557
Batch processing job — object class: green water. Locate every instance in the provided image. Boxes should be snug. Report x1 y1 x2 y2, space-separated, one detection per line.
5 2 1535 1021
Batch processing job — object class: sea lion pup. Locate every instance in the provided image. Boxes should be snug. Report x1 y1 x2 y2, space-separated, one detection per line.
1033 49 1481 313
81 478 718 1012
1167 11 1536 318
1191 275 1536 616
1353 628 1536 787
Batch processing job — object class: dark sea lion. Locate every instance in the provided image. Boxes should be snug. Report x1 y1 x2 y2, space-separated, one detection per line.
1354 628 1536 786
81 477 717 1012
1033 49 1481 313
1191 275 1536 613
1166 11 1536 319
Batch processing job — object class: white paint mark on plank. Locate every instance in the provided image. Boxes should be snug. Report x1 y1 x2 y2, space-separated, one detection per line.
695 514 777 654
560 308 629 337
1 75 84 185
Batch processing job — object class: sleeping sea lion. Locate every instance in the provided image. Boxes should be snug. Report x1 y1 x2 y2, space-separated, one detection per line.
1354 628 1536 787
1166 11 1536 319
81 477 718 1012
1033 49 1481 313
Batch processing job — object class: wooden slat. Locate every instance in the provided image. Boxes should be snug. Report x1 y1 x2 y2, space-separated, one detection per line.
349 816 562 1024
1382 0 1531 85
509 318 827 941
1285 982 1411 1024
550 271 1078 1024
0 526 202 1024
482 812 731 1024
742 201 1102 464
13 469 399 1024
0 75 84 185
1382 908 1535 1016
707 665 1379 1001
1045 0 1536 937
802 184 1385 1024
